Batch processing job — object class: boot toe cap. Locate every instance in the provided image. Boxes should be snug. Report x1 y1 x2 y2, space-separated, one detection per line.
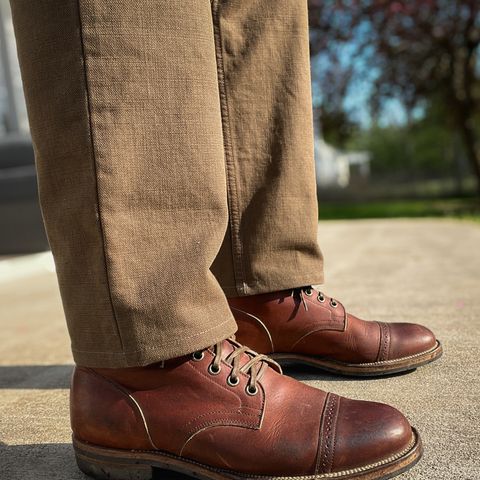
388 323 437 360
329 397 414 473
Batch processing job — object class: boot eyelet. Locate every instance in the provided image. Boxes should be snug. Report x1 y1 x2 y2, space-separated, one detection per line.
318 294 325 303
330 299 338 308
208 364 221 375
227 375 240 387
305 288 313 296
192 351 204 361
246 385 258 396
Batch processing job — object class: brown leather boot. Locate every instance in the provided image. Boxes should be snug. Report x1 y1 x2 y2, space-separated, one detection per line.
71 338 422 480
229 287 442 376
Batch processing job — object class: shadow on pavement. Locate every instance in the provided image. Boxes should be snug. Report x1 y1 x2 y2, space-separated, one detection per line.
0 443 85 480
281 363 414 382
0 442 196 480
0 365 73 389
0 363 414 389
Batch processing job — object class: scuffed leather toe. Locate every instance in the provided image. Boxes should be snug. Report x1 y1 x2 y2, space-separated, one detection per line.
327 397 413 473
388 322 437 360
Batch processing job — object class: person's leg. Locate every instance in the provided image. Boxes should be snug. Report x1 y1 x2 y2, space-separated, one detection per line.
11 1 422 479
209 0 442 375
210 0 324 295
11 0 236 367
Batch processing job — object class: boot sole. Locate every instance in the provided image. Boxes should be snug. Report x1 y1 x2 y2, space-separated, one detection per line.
73 428 422 480
270 341 443 377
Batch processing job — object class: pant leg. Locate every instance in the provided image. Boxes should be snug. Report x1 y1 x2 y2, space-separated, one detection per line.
10 0 237 367
210 0 324 296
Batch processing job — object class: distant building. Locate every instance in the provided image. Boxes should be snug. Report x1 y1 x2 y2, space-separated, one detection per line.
314 118 370 189
1 0 372 192
0 0 29 136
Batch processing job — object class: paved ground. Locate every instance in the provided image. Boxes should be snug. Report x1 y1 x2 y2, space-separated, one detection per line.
1 218 479 479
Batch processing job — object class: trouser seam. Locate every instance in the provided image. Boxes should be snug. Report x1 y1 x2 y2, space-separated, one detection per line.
211 0 247 296
221 271 325 297
75 0 125 352
71 317 233 356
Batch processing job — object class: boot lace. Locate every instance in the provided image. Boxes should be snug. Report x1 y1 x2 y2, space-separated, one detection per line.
193 338 281 395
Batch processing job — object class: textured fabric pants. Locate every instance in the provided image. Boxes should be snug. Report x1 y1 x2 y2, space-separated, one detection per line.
10 0 324 367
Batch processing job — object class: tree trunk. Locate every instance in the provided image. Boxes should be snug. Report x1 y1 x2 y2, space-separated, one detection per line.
459 119 480 198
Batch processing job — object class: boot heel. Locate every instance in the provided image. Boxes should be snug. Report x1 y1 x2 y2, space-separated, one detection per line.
74 444 153 480
75 454 153 480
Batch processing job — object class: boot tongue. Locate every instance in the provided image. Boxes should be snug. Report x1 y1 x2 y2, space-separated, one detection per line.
218 337 251 364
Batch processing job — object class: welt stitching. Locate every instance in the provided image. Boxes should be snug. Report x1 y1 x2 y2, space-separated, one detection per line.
211 0 247 294
76 433 416 479
75 0 124 351
356 343 438 364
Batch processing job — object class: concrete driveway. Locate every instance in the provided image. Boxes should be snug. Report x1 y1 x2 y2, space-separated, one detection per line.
1 218 479 479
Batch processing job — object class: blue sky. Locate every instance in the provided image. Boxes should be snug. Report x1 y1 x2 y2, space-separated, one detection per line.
309 28 414 129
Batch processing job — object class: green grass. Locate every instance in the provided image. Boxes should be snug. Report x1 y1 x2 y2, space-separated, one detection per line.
318 197 480 221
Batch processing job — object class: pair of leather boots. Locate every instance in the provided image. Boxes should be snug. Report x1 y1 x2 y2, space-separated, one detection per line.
71 287 442 480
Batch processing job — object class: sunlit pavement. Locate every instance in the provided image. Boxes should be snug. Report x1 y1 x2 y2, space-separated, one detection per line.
1 218 479 479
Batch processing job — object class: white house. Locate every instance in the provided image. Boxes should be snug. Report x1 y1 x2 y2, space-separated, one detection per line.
314 118 370 189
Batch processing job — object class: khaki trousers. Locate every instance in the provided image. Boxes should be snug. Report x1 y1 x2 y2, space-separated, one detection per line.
10 0 324 367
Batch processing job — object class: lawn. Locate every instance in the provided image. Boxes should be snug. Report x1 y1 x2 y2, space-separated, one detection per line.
318 197 480 221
